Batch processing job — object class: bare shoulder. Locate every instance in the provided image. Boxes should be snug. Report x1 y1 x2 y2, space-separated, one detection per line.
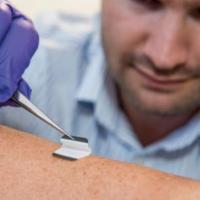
0 125 58 155
0 125 85 199
0 125 199 200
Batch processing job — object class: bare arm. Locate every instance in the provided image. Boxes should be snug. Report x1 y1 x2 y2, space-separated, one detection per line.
0 125 199 200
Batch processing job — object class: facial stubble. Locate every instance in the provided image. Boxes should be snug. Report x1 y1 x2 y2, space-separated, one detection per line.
107 54 200 117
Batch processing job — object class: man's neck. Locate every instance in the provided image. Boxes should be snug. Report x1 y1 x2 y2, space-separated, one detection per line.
119 94 198 147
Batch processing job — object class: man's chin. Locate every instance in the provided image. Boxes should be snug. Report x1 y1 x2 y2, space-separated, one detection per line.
117 78 200 117
131 98 198 117
137 106 184 117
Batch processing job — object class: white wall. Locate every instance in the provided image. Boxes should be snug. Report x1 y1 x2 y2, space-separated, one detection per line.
12 0 100 19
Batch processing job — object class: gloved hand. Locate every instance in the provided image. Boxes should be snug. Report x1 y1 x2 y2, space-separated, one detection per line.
0 1 39 106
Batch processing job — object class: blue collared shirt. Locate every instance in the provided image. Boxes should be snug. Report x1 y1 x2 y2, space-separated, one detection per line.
0 13 200 179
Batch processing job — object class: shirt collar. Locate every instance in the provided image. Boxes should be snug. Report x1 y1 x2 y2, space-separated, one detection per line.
76 15 103 103
76 14 120 133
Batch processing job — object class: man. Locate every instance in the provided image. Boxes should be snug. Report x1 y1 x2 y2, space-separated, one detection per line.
0 0 200 180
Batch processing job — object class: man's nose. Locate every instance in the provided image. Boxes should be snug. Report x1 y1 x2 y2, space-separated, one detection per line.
143 13 189 71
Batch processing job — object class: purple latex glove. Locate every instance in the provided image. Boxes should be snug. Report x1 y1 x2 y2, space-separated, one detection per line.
0 1 39 106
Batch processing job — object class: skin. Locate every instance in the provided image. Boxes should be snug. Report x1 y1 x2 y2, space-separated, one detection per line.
0 125 200 200
2 1 200 198
101 0 200 145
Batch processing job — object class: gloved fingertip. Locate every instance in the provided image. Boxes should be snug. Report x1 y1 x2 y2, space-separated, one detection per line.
4 1 27 20
18 79 32 99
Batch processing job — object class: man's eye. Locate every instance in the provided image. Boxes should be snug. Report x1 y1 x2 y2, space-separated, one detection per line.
132 0 163 10
190 8 200 21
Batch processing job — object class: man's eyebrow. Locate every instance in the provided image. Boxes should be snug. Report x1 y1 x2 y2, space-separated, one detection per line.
164 0 200 8
185 0 200 8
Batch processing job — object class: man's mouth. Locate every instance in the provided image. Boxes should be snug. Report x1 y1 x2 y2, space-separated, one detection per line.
132 66 189 91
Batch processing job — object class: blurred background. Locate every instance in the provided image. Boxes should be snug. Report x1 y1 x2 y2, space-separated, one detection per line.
12 0 101 19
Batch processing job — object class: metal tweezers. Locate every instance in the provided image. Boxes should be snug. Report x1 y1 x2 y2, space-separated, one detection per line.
12 91 74 140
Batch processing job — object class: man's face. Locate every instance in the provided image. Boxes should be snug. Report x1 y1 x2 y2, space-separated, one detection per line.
101 0 200 116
